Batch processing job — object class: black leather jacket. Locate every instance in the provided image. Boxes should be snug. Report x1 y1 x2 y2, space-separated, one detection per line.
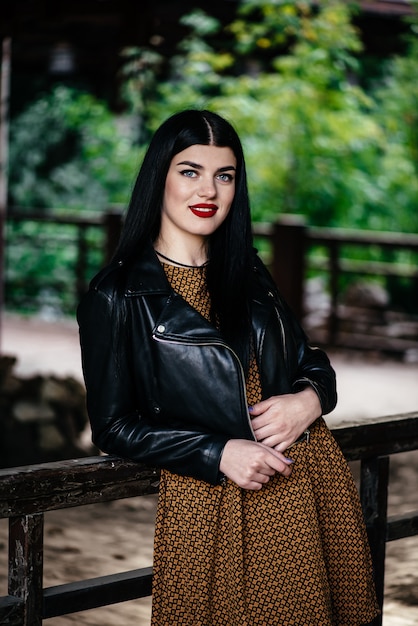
77 245 337 485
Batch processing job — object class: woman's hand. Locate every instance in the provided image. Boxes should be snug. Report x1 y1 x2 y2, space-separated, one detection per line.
219 439 293 490
250 387 322 453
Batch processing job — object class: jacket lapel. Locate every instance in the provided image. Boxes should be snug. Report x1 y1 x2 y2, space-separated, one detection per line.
124 245 222 342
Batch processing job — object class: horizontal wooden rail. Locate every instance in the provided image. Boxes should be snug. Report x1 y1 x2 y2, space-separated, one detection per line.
43 567 153 619
332 412 418 459
0 412 417 625
0 457 159 517
7 207 110 227
309 226 418 249
1 413 415 519
310 256 418 279
387 512 418 542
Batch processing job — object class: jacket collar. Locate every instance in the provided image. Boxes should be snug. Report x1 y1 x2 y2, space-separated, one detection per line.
121 242 274 314
123 243 172 297
118 243 276 352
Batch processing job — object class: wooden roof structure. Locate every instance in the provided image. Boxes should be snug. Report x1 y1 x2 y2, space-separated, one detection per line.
0 0 414 111
1 1 241 111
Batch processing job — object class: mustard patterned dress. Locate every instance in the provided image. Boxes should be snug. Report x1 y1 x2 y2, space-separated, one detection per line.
151 264 379 626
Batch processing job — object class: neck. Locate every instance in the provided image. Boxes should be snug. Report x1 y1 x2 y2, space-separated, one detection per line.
153 235 208 267
155 250 209 269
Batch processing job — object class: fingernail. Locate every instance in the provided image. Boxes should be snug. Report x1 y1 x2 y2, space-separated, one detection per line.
248 406 254 413
284 457 294 464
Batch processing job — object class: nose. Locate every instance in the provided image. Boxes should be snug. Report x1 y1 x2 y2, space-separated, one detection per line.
197 176 216 198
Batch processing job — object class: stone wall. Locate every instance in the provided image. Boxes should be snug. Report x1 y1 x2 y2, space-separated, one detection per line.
0 354 96 469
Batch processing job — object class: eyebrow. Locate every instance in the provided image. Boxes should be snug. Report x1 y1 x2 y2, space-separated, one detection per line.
176 160 236 172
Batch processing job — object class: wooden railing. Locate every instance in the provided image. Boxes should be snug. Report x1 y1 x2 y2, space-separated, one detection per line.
253 216 418 352
0 411 417 626
5 208 418 348
5 207 123 309
253 216 418 319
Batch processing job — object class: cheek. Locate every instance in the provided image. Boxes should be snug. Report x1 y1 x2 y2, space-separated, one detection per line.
163 177 188 208
224 187 236 212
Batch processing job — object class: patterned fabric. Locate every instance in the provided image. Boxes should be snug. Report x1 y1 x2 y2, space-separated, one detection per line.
151 263 379 626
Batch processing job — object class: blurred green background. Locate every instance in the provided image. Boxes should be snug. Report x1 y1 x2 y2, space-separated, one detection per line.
4 0 418 315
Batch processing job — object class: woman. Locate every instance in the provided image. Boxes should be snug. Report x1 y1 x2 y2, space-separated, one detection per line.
77 109 379 625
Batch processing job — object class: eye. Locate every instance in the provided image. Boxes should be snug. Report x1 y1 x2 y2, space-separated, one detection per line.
180 169 198 178
217 173 234 183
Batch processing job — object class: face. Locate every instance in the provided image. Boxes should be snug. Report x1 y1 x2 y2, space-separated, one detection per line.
159 144 237 245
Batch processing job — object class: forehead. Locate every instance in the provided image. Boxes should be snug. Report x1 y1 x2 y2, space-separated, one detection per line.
171 144 236 167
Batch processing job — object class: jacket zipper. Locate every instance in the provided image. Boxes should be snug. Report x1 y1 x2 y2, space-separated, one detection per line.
152 334 256 440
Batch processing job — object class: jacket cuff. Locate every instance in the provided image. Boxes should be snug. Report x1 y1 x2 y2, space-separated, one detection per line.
203 438 229 485
292 377 324 413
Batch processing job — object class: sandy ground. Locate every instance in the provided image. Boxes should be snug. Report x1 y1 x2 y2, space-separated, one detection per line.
1 312 418 625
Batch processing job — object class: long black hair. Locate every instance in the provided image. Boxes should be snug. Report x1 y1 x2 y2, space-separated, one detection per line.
113 109 254 369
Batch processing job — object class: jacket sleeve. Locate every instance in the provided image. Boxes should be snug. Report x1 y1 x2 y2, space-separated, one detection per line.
255 255 337 415
77 288 229 486
291 341 337 416
280 295 337 415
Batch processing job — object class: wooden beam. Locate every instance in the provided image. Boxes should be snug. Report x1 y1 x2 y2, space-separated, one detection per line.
0 37 11 351
43 567 153 618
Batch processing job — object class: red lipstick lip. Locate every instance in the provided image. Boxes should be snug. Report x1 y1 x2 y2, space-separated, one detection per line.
189 204 218 218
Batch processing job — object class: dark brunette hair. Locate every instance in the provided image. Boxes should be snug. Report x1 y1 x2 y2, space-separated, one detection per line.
114 109 254 367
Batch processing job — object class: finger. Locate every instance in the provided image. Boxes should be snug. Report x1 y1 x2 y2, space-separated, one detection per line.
258 434 285 448
239 474 270 490
252 414 283 436
279 462 293 478
256 472 272 484
271 449 294 464
266 451 294 477
251 422 268 440
248 398 276 416
273 441 291 453
251 412 273 428
252 426 275 444
253 422 289 445
257 465 276 478
246 480 264 491
250 471 274 488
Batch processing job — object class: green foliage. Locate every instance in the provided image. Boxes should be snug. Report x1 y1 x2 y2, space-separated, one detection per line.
9 1 418 233
231 0 362 72
121 0 417 234
6 219 104 315
371 8 418 233
9 86 139 211
7 87 141 313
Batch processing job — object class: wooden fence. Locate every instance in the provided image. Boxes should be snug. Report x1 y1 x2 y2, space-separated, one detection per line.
253 215 418 326
5 208 418 350
5 207 122 308
254 216 418 353
0 411 418 626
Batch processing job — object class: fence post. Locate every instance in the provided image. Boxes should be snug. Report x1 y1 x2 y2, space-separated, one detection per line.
0 37 12 353
9 514 44 626
360 456 389 626
104 208 123 263
328 240 340 344
76 223 88 301
271 214 307 320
